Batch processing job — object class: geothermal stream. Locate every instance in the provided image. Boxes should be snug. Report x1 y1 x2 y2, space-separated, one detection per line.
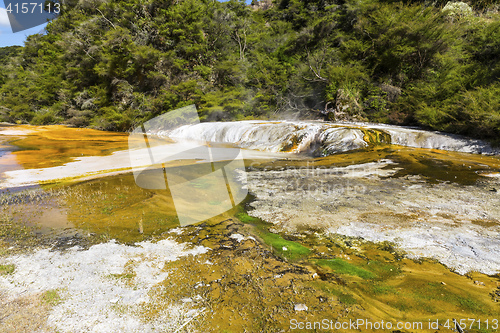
1 120 500 276
160 121 500 275
2 121 500 332
160 120 500 155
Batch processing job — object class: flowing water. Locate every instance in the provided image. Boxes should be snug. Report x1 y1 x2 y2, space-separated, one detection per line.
1 122 500 332
161 120 500 155
1 122 500 269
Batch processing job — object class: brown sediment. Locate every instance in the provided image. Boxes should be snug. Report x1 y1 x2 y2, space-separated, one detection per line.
139 218 500 332
471 219 500 228
1 125 129 169
144 219 347 332
1 198 499 332
0 292 54 333
1 125 500 331
255 145 500 185
361 128 392 146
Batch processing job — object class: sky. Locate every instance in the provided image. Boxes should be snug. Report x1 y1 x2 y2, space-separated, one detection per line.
0 2 48 47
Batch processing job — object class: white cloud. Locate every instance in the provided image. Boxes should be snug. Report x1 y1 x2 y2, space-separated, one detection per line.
0 8 11 27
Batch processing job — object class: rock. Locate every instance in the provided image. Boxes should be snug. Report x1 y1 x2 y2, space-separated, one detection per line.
294 303 308 311
443 1 473 22
474 280 485 286
441 281 447 285
230 234 245 242
332 88 365 122
379 83 401 102
250 0 273 10
282 246 288 251
490 287 500 302
185 309 201 318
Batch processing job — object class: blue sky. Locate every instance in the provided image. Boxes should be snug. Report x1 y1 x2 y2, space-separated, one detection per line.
0 1 48 47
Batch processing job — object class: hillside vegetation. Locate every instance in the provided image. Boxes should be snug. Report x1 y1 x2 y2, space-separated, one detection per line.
0 0 499 142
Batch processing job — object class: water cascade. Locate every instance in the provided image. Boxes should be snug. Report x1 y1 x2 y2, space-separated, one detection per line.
157 121 499 156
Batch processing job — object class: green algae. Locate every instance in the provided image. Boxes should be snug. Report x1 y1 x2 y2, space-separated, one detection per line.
0 263 15 275
0 212 41 249
2 182 499 332
338 293 357 305
361 128 392 145
1 126 500 332
315 258 376 279
259 232 311 260
42 290 63 306
44 173 177 243
233 207 500 327
369 282 397 295
236 210 312 261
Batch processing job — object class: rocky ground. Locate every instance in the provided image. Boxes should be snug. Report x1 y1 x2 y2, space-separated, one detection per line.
244 154 500 275
1 212 499 332
1 125 500 332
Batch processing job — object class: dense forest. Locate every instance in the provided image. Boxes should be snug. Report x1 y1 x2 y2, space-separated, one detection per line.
0 0 499 142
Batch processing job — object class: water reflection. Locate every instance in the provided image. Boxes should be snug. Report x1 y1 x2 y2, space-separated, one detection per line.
0 135 23 181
